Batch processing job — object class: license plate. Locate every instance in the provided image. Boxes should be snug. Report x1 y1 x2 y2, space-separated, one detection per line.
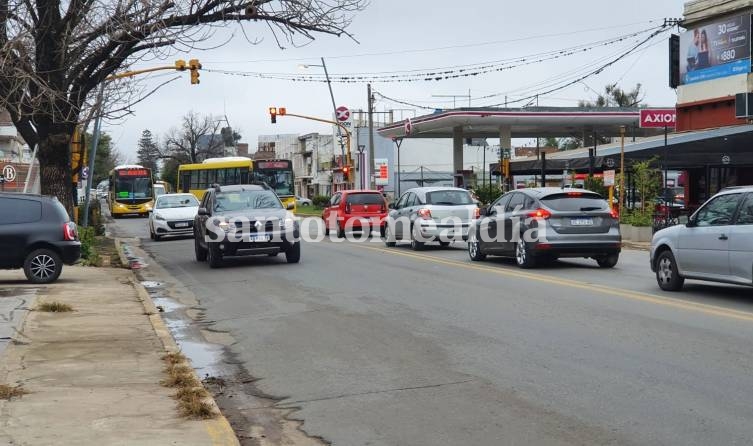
250 235 270 242
174 222 189 228
571 218 594 226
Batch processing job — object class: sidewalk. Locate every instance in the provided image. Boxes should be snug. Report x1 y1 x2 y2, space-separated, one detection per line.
0 265 238 445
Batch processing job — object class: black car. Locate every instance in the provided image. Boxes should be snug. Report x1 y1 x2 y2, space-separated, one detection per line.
193 184 301 268
0 193 81 283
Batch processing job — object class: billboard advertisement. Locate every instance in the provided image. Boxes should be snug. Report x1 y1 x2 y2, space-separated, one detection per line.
679 14 751 85
375 158 389 186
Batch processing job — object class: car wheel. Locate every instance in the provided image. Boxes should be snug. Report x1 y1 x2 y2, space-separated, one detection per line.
410 225 424 251
194 236 207 261
384 224 396 247
149 225 155 240
655 250 684 291
515 239 536 269
336 223 345 238
207 243 223 268
596 253 619 268
286 242 301 263
23 249 63 284
468 232 486 261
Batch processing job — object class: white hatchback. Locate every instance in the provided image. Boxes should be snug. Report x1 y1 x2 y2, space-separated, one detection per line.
148 193 200 241
650 186 753 291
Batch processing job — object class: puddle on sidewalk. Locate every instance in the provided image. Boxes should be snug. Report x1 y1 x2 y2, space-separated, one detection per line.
176 340 225 379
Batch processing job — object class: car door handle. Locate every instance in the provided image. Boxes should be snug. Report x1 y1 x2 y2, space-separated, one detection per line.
719 234 728 240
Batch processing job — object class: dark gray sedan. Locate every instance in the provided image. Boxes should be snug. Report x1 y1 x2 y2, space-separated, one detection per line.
467 188 621 268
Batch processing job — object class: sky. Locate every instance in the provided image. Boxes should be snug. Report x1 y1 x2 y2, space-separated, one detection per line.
106 0 688 162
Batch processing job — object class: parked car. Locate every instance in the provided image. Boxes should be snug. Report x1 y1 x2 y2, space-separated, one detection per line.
296 195 313 207
193 184 300 268
467 188 621 268
322 190 388 238
384 187 477 250
148 193 200 241
0 193 81 283
650 186 753 291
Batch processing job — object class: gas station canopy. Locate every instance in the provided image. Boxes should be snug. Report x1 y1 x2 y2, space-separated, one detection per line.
377 107 661 139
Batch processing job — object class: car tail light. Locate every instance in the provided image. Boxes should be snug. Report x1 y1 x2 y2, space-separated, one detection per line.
381 203 386 213
418 208 432 219
610 208 619 219
345 203 351 214
473 207 480 219
527 208 551 220
567 191 583 196
63 222 77 241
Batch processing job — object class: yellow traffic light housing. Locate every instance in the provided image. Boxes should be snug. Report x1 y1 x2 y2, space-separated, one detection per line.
502 159 511 177
188 58 201 85
269 107 277 123
278 107 287 116
174 59 187 71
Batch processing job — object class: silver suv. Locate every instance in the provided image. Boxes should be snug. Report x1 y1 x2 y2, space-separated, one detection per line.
651 186 753 291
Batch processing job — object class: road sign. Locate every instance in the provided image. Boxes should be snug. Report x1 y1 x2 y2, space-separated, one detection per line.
639 109 676 128
603 169 616 187
82 166 89 179
2 165 16 182
405 118 413 135
375 158 389 185
336 106 350 122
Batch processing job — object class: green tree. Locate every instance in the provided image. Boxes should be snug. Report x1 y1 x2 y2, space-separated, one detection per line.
136 130 160 174
88 132 120 185
161 158 180 191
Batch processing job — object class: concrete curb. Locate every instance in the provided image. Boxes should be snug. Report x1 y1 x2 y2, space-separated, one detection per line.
622 242 650 252
114 238 240 446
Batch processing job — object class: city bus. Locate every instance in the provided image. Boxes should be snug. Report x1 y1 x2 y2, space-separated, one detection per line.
177 157 296 211
108 165 155 218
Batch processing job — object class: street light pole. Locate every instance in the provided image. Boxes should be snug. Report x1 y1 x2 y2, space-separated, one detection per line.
81 82 106 227
320 58 345 161
619 125 626 214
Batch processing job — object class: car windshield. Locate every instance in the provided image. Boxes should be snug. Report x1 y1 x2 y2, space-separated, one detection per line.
156 195 198 209
214 190 282 212
540 193 608 211
426 190 473 205
346 193 384 205
114 177 152 199
252 171 294 196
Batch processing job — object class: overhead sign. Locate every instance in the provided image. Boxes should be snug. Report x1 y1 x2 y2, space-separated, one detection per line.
679 14 751 85
256 161 290 169
335 106 350 122
639 109 677 128
2 165 17 182
117 168 148 177
603 169 616 187
375 158 389 186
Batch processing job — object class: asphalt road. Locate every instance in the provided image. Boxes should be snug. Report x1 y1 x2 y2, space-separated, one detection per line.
112 215 753 446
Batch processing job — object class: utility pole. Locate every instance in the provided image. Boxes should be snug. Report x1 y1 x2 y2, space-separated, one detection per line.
619 125 626 214
321 58 344 160
368 83 376 189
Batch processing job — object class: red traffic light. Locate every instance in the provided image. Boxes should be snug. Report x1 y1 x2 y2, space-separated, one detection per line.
278 107 287 116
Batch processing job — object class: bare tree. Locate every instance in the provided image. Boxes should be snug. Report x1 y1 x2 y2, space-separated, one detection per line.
162 111 227 163
0 0 366 212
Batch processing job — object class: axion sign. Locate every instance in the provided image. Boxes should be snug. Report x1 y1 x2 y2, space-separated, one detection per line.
336 106 350 122
639 109 677 128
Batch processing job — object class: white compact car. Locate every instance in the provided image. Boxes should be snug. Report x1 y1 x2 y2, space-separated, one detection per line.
148 193 200 241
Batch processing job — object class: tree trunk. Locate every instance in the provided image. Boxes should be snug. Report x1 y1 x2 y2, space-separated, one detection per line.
38 130 75 217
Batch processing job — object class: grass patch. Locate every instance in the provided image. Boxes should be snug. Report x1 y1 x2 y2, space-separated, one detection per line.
178 393 216 419
0 384 28 400
160 353 217 419
37 301 73 312
295 205 324 217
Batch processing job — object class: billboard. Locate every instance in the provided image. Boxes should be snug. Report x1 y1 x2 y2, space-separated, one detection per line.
679 14 751 85
375 158 389 186
639 109 677 128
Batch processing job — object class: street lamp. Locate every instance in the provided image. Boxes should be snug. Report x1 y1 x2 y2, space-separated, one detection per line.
299 58 344 159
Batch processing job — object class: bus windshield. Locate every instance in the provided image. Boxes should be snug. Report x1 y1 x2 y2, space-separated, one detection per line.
114 176 152 201
253 170 294 196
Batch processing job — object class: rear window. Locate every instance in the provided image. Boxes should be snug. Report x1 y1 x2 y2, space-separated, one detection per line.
426 190 473 206
345 193 384 205
540 193 608 212
0 197 42 224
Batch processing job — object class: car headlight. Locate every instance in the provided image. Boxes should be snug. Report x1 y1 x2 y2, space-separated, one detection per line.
154 213 165 221
217 220 231 232
280 217 296 229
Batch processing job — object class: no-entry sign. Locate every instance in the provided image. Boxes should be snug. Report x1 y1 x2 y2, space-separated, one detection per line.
640 109 676 128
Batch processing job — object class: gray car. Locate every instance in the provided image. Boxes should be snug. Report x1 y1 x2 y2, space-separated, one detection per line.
650 186 753 291
468 188 621 268
384 187 477 250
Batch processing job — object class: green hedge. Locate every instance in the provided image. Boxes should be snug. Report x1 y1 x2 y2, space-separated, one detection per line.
312 195 330 207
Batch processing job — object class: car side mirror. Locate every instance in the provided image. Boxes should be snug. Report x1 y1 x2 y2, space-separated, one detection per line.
197 207 209 216
388 203 396 209
286 202 295 210
478 207 488 216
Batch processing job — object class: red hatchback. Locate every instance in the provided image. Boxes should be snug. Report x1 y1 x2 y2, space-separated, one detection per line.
322 190 388 237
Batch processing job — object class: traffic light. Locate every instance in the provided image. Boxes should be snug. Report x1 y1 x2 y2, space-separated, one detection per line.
174 59 187 71
342 165 351 181
269 107 277 123
188 58 201 85
278 107 286 116
502 159 511 177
